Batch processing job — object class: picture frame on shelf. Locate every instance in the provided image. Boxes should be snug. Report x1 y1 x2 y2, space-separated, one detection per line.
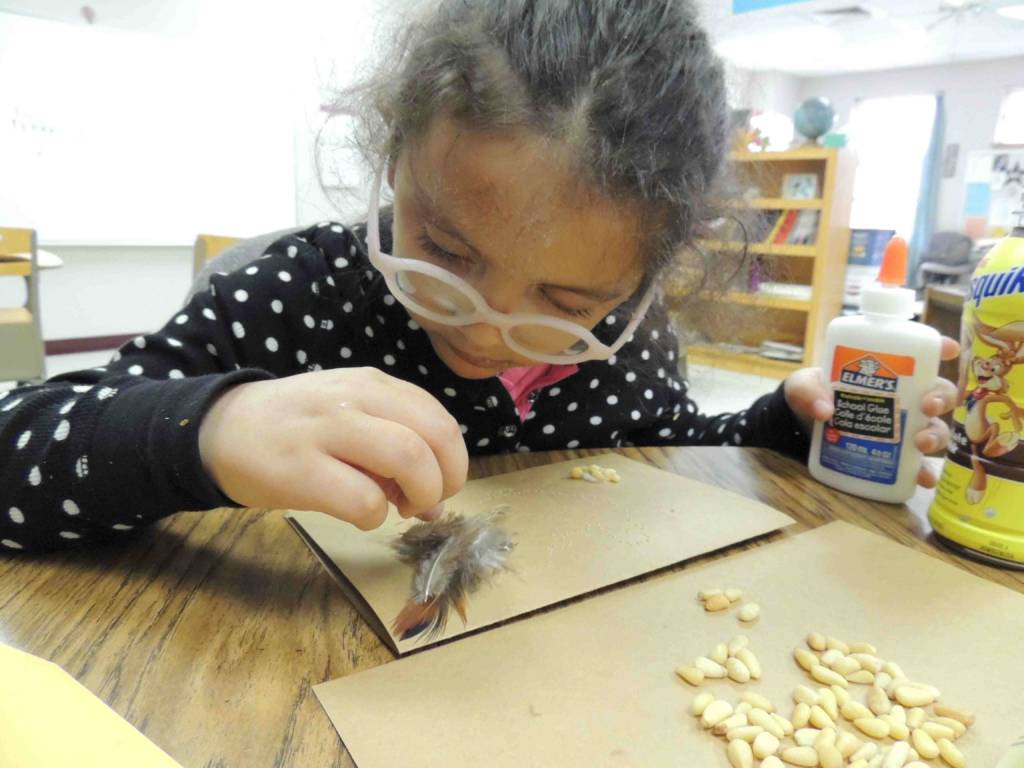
781 172 820 199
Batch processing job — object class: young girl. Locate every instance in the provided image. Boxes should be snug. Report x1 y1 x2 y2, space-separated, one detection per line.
0 0 956 552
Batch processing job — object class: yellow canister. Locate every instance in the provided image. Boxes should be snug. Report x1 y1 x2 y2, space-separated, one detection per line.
929 213 1024 568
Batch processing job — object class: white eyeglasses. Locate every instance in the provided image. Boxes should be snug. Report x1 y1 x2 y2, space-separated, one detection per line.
365 168 657 365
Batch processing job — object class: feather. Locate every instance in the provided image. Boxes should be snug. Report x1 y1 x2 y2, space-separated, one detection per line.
390 509 514 641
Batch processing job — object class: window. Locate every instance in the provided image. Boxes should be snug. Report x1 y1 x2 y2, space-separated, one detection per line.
848 94 937 236
995 88 1024 146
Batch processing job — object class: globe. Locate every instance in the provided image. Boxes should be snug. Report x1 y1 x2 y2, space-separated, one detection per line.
793 97 836 143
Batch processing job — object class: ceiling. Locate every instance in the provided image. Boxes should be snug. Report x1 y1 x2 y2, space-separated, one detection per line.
2 0 1023 77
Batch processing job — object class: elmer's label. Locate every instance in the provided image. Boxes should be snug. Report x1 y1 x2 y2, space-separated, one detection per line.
819 346 915 484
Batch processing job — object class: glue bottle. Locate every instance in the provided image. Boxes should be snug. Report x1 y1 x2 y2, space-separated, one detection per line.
809 237 942 503
929 196 1024 568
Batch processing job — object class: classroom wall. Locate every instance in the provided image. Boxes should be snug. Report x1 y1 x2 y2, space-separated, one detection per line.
798 55 1024 232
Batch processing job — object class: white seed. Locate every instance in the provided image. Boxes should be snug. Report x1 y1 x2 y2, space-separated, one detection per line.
705 593 732 612
836 731 862 759
894 685 935 708
715 713 750 737
728 725 765 742
842 701 873 721
883 741 911 768
809 705 835 730
711 643 730 665
922 721 959 741
854 717 890 739
752 732 780 760
725 588 744 603
818 743 844 768
851 654 883 673
792 702 811 729
793 685 820 706
811 665 847 688
570 466 584 479
701 699 733 728
795 648 819 672
820 649 844 667
817 688 838 720
886 677 910 697
761 757 785 768
830 686 850 707
932 704 975 728
691 692 714 716
911 728 940 760
875 672 893 690
868 685 892 715
794 728 821 747
847 669 876 685
676 666 704 686
814 728 836 749
737 702 753 715
937 738 966 768
907 708 926 729
729 635 750 656
749 708 785 739
738 603 761 622
883 661 906 679
695 656 727 678
851 742 879 762
848 641 878 654
931 717 967 738
727 657 752 683
826 636 850 654
737 648 762 680
728 738 755 768
741 692 773 712
832 657 861 677
699 588 724 601
881 715 910 741
780 746 819 767
771 713 794 737
807 632 827 651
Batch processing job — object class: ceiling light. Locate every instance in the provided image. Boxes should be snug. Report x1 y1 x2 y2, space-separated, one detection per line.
997 3 1024 19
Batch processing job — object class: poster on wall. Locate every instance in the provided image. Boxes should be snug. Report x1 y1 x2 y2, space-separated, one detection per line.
963 149 1024 238
843 228 894 309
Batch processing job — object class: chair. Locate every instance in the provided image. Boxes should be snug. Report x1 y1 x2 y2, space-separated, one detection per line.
915 231 975 289
192 234 242 278
0 227 46 383
188 227 303 301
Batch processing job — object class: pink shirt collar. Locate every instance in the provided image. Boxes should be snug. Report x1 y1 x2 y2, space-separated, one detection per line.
498 363 579 422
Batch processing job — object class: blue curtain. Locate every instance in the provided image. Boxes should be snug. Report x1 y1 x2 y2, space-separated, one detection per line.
909 92 945 287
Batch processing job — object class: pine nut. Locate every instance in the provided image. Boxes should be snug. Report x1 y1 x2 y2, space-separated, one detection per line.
771 713 794 737
817 688 838 720
701 699 733 729
780 746 819 767
875 672 893 690
830 686 850 707
793 685 820 706
883 661 906 679
807 632 827 651
849 642 878 654
931 717 967 738
737 702 753 715
752 732 780 759
727 724 763 742
749 708 785 739
911 728 940 760
894 685 935 708
854 717 890 739
832 657 861 677
699 589 724 601
738 603 761 622
836 731 861 759
818 744 843 768
883 741 911 768
727 657 751 683
826 636 850 654
847 670 876 684
761 757 785 768
714 712 750 736
842 701 873 721
794 728 820 747
809 705 835 730
695 656 727 678
741 692 773 712
851 654 883 673
814 728 836 749
937 738 966 768
692 692 714 716
570 466 584 479
932 704 975 728
868 685 891 715
921 721 958 741
736 648 761 680
725 588 744 603
705 594 731 612
811 665 848 688
711 643 729 665
851 742 879 762
792 702 811 729
820 649 844 667
795 648 819 672
907 708 926 729
728 739 755 768
729 635 750 656
676 666 704 686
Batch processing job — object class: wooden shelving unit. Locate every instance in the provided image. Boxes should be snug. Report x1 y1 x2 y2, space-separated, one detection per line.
670 146 855 379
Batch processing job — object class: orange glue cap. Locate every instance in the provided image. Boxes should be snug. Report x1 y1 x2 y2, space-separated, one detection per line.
877 236 908 286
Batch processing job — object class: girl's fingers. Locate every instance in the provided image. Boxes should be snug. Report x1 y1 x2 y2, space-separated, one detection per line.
921 377 959 417
347 375 469 500
940 335 960 361
321 409 445 515
917 463 939 489
784 368 833 425
914 416 951 455
293 455 390 531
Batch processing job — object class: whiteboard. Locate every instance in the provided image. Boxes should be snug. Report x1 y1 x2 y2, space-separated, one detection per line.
0 13 297 244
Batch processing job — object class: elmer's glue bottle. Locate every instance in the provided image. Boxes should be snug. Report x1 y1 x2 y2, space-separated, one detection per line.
929 200 1024 568
809 237 941 503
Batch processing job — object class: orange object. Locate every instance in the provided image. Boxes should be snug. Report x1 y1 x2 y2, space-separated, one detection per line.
877 236 909 286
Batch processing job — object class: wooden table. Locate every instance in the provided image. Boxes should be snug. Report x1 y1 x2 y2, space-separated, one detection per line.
2 447 1020 767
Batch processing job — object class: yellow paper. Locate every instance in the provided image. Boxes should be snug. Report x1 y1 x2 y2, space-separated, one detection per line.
288 453 794 653
0 642 182 767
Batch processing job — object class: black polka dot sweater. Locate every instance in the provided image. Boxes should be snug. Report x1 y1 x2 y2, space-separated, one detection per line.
0 221 809 552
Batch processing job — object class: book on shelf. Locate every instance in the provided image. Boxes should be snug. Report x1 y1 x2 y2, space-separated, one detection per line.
773 210 799 244
786 210 820 245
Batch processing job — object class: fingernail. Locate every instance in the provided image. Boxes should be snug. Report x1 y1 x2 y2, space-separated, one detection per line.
421 503 445 521
931 396 945 413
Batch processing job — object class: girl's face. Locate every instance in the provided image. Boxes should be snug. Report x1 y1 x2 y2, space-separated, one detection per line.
389 117 645 379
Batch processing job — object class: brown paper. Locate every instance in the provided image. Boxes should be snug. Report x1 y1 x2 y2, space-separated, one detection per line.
288 453 794 654
314 521 1023 767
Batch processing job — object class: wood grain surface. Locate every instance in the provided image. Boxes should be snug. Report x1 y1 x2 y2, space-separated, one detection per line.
1 447 1019 767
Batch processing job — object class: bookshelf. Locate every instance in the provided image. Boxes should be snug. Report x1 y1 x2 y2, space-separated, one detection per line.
671 147 856 379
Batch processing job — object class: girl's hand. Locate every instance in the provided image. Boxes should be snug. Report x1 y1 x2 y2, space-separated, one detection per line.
783 336 961 488
198 368 469 530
